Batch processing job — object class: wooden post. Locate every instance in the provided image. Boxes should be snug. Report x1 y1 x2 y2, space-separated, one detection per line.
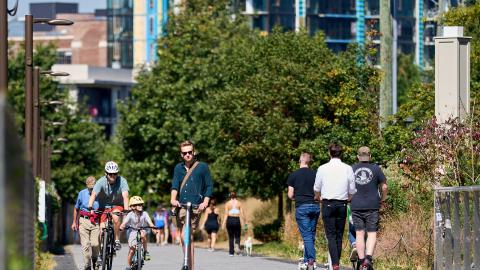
452 193 461 269
473 191 480 269
462 192 471 270
444 193 453 270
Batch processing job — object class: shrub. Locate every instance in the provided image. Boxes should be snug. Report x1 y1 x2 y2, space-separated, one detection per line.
253 219 282 242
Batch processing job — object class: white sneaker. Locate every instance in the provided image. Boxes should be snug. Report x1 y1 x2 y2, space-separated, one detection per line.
297 262 307 270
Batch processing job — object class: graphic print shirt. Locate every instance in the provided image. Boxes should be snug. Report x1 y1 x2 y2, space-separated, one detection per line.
350 162 386 210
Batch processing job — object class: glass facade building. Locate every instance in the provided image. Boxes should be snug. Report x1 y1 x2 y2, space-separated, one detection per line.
107 0 134 69
243 0 443 68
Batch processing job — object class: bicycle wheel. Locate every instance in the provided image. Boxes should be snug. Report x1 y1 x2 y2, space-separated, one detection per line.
101 231 109 270
107 230 114 270
137 245 143 270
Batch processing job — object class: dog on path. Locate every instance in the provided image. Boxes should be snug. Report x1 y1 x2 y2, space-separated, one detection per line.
244 236 252 256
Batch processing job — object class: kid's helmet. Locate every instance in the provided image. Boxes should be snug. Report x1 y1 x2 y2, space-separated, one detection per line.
105 161 119 174
129 196 144 206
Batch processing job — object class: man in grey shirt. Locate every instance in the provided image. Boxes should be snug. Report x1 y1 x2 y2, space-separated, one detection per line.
88 161 129 251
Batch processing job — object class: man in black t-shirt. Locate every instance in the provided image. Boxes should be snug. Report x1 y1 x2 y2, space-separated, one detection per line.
351 146 388 270
287 152 319 270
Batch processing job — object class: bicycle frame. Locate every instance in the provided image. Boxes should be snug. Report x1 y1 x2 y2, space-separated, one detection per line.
180 202 198 270
95 210 124 270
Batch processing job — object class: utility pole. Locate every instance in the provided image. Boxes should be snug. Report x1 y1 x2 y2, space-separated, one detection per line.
25 15 34 162
0 0 7 95
380 0 393 127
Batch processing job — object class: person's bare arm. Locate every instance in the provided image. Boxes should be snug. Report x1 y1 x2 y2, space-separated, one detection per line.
287 186 295 200
119 215 128 230
314 191 322 202
170 189 180 207
71 208 78 231
122 191 129 210
199 196 210 211
221 203 229 229
88 191 97 213
380 182 388 204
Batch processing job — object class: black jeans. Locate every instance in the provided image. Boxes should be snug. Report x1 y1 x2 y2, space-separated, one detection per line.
322 200 347 265
226 216 241 255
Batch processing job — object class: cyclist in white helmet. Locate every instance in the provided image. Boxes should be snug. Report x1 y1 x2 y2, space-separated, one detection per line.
88 161 129 251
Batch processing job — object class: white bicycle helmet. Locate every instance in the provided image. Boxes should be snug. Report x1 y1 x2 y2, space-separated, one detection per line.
105 161 119 174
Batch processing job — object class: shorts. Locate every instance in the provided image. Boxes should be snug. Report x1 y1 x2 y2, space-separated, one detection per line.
205 227 219 234
175 207 201 231
351 209 380 232
100 206 124 223
128 230 146 248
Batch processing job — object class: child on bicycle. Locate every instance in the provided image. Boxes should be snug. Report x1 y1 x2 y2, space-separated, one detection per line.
120 196 158 270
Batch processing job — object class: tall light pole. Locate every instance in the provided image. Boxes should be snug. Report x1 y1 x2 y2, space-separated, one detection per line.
33 69 69 178
380 0 393 127
24 16 73 167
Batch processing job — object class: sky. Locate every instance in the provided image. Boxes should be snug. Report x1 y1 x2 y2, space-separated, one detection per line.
8 0 106 17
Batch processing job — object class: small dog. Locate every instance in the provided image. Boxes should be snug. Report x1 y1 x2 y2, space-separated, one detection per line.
244 236 253 256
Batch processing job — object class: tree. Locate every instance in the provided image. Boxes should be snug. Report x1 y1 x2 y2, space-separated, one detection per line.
117 0 251 202
7 43 106 202
443 3 480 105
205 29 381 209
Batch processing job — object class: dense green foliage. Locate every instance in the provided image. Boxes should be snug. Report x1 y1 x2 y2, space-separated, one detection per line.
444 2 480 105
7 43 106 202
207 30 381 198
118 0 384 203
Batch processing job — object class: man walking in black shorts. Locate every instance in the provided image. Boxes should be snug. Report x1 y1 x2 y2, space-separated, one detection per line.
351 146 388 270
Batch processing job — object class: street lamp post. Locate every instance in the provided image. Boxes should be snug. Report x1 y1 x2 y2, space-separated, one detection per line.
0 0 8 95
24 15 73 170
32 68 69 178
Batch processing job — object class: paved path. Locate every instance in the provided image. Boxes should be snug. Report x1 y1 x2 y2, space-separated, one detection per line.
70 244 301 270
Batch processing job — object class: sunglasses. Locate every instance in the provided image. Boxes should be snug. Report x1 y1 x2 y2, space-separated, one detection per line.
106 173 118 177
131 204 143 207
181 151 193 156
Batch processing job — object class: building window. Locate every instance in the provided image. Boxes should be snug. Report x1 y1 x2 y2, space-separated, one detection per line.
56 51 72 64
150 17 154 35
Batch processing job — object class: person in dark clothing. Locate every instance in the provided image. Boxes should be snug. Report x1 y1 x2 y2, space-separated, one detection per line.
314 143 356 270
201 199 220 251
222 192 246 256
287 152 319 270
351 146 388 270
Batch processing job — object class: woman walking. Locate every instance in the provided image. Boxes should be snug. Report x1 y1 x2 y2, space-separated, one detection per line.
153 205 168 245
202 199 220 251
222 192 247 256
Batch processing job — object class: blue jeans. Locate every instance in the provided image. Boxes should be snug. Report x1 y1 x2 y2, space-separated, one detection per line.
348 221 356 247
295 203 321 263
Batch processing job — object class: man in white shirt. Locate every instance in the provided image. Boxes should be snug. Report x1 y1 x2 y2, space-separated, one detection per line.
314 143 356 270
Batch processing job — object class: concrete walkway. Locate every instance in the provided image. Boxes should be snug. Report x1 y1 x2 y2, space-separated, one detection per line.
70 243 301 270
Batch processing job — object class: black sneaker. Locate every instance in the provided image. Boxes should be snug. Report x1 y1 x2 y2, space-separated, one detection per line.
96 257 102 268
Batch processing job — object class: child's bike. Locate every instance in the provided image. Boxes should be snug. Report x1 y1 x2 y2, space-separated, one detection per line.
125 226 160 270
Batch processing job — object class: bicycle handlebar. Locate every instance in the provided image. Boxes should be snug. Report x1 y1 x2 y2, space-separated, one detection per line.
124 226 161 231
92 210 129 216
179 203 199 209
